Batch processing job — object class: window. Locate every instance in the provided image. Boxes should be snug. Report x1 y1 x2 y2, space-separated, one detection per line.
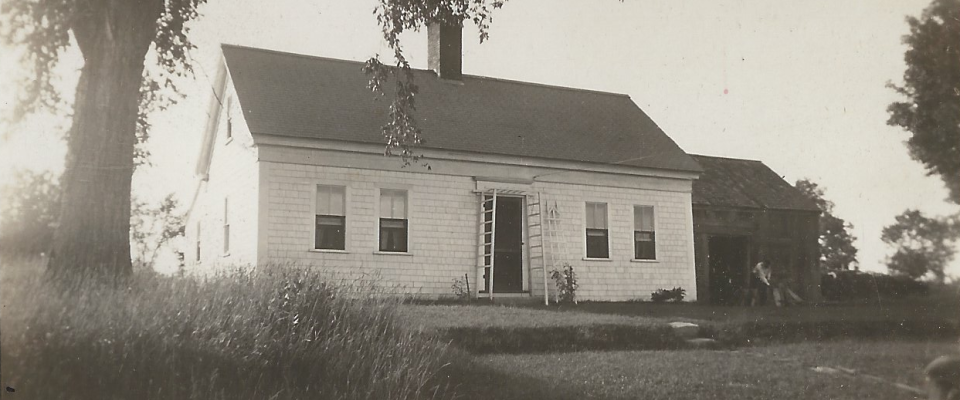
225 97 233 140
315 185 346 250
379 189 408 252
634 205 656 260
223 198 230 254
196 222 201 262
585 202 609 258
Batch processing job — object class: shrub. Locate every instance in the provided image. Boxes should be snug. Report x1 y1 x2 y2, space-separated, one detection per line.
821 270 929 302
550 263 578 304
451 274 472 301
651 287 686 303
0 259 454 400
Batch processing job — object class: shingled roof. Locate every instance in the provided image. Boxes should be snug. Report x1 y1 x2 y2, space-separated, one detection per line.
220 45 702 173
690 155 820 212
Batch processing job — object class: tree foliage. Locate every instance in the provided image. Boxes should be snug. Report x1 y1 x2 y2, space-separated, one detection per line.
130 194 185 270
881 209 960 282
795 178 859 271
0 170 61 255
1 0 210 280
363 0 504 165
887 0 960 204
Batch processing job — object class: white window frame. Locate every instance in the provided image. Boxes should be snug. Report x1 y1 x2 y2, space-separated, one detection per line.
223 198 230 256
375 187 412 255
196 221 202 263
224 96 234 143
312 184 349 253
583 201 611 260
632 205 659 262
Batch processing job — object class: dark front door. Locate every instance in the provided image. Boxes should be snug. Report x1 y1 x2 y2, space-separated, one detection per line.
708 236 749 305
483 196 524 293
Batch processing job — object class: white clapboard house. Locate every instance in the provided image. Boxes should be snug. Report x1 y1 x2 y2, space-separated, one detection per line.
185 25 704 302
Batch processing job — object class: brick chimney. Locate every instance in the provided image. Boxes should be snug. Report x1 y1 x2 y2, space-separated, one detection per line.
427 22 462 80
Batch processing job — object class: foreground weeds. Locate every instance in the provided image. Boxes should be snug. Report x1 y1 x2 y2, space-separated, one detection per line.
1 256 453 400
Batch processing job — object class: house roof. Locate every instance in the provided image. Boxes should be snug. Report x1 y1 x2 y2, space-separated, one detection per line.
690 155 820 212
220 44 702 173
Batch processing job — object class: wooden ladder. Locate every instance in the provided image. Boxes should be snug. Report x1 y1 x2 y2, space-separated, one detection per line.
477 189 498 301
528 192 564 305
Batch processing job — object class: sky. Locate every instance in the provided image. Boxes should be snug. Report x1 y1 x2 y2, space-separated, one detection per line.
1 0 958 276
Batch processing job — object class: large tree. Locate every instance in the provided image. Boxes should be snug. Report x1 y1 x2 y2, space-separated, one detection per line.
887 0 960 204
2 0 205 281
1 0 502 280
795 179 859 271
882 209 960 282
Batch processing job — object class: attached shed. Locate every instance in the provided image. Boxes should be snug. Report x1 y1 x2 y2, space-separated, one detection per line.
690 155 822 305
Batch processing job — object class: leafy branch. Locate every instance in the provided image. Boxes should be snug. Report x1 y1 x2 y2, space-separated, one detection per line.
363 0 504 167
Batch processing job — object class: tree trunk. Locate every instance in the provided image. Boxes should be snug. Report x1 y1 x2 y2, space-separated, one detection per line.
48 1 162 282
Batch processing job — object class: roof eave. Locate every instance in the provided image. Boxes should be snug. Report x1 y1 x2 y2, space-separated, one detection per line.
250 133 702 181
194 55 230 178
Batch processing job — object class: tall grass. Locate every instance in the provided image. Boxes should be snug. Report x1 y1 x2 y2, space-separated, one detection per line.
1 256 454 399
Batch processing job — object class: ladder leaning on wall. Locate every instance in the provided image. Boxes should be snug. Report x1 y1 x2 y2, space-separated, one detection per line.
528 192 564 305
477 190 498 301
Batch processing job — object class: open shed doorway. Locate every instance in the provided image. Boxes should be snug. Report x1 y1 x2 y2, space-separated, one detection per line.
708 236 750 305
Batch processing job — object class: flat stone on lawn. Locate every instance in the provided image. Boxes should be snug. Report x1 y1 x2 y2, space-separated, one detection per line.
811 366 841 375
668 321 700 339
685 338 720 348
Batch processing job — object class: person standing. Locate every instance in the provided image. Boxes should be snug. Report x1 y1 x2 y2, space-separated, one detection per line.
750 260 772 306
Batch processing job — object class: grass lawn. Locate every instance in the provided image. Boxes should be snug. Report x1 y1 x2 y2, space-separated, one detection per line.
452 340 959 400
400 290 960 353
398 304 685 353
6 247 954 400
569 287 960 324
747 340 960 390
402 286 959 332
405 296 959 398
398 304 673 331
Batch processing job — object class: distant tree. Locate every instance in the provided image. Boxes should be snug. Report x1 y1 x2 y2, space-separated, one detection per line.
887 0 960 204
795 179 858 271
130 194 185 270
0 170 60 255
882 209 960 282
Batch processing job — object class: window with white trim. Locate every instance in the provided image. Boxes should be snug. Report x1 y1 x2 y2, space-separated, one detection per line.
196 222 201 262
315 185 346 250
225 97 233 140
585 202 609 258
634 205 656 260
223 198 230 254
379 189 408 252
